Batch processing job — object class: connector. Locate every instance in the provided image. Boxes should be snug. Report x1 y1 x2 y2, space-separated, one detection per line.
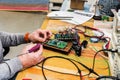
108 49 118 53
116 46 120 54
101 48 118 56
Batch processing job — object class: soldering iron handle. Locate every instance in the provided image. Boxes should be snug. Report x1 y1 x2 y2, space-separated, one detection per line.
28 43 41 53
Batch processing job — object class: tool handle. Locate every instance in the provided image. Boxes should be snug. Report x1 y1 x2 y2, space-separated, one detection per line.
28 43 41 53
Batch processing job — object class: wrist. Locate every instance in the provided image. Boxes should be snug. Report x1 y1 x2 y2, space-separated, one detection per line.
18 54 30 68
24 32 30 42
18 55 26 68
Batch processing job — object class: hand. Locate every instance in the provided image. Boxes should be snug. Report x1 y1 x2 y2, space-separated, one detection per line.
28 29 52 43
18 43 44 68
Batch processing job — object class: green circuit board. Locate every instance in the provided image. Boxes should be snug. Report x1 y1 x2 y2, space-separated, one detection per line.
46 39 68 49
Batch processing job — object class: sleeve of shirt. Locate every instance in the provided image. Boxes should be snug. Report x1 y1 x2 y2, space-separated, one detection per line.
0 57 23 80
0 31 26 47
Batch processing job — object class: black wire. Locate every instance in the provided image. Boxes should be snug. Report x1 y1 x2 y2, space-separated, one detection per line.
37 57 99 76
37 64 80 76
92 49 110 70
39 49 118 80
40 56 100 80
91 45 120 80
91 49 119 80
92 49 118 73
67 56 99 76
41 56 82 80
96 76 118 80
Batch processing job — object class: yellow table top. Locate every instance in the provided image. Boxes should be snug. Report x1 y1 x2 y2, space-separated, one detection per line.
16 17 110 80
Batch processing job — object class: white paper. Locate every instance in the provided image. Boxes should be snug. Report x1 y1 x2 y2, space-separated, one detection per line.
47 11 94 25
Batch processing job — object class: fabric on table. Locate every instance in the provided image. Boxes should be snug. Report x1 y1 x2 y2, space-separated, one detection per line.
0 0 49 12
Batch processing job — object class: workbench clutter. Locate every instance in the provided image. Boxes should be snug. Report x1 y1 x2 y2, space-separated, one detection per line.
16 16 113 80
40 25 112 80
43 23 111 57
43 27 88 56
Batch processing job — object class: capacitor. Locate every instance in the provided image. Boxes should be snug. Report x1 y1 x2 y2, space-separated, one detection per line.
90 37 99 43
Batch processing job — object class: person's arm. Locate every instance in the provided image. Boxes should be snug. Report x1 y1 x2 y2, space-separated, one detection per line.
0 29 52 47
0 43 44 80
0 31 26 47
0 57 23 80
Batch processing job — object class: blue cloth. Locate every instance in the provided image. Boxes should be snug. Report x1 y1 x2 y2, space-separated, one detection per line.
0 0 49 4
98 0 120 16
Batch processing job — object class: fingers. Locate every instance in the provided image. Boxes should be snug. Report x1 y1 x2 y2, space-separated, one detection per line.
35 44 43 56
32 44 44 63
46 30 53 39
29 44 44 65
21 43 35 54
19 44 44 68
28 29 52 43
38 30 47 39
36 29 52 42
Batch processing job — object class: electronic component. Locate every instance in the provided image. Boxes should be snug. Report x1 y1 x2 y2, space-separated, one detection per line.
72 44 82 56
54 28 79 41
43 39 72 54
55 33 76 40
72 40 88 56
46 39 67 49
90 37 99 43
81 40 88 49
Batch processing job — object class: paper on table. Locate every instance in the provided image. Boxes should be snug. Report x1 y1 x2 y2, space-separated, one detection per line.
47 11 94 25
47 11 73 18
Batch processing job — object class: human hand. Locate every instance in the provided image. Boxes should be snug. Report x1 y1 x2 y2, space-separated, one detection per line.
28 29 52 43
18 43 44 68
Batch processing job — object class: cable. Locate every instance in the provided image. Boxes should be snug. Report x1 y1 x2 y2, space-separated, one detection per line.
41 56 82 80
74 25 105 39
88 46 111 75
74 25 111 50
40 56 100 80
100 37 111 49
37 65 80 76
73 25 111 51
96 76 118 80
92 49 117 71
92 48 120 80
69 57 99 76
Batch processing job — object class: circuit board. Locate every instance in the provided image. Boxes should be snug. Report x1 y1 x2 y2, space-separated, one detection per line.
43 39 73 54
54 28 79 41
55 33 77 41
46 39 68 49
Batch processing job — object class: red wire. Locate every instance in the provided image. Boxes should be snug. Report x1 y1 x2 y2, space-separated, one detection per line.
73 25 111 49
101 37 111 49
73 26 105 38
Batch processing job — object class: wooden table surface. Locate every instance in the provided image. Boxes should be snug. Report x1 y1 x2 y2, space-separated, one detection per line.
16 17 110 80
